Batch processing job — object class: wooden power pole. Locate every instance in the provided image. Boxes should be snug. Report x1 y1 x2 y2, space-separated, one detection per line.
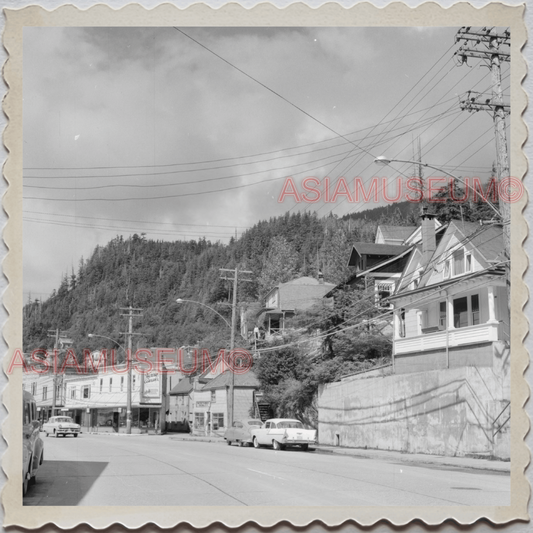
219 267 253 428
454 26 511 304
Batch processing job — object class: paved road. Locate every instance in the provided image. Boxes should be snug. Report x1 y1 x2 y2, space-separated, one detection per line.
24 434 510 506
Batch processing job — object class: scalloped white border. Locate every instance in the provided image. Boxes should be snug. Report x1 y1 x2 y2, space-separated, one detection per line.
1 2 529 528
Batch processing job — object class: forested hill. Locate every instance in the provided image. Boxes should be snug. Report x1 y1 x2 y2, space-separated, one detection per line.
23 209 415 355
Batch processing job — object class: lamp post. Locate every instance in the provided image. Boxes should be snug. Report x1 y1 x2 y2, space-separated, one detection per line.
88 333 132 434
373 156 502 218
175 298 232 329
176 297 235 430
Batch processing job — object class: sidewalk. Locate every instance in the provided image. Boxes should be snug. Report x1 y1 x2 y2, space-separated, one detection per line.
167 434 510 474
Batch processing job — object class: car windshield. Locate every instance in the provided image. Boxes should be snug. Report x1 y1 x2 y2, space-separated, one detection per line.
277 421 303 429
247 420 262 426
55 417 74 423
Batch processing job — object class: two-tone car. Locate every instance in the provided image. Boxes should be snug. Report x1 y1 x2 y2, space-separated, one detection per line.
23 391 44 495
42 416 81 438
251 418 317 451
224 419 263 447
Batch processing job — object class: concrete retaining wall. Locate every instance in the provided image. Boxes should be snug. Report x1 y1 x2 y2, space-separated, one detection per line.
318 363 510 459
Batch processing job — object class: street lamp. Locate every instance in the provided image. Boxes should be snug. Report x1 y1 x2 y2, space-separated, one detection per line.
176 297 236 430
374 156 502 218
88 333 132 434
176 298 232 329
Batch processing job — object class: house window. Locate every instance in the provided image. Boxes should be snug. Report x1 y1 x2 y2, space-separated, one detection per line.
399 309 406 338
121 376 124 392
194 412 205 429
439 301 447 328
453 249 465 276
31 382 37 396
444 259 451 279
466 253 472 272
211 391 216 402
212 413 224 430
133 375 136 389
99 378 103 393
109 378 113 392
42 386 48 401
471 294 480 325
70 387 76 399
82 385 90 399
453 297 468 328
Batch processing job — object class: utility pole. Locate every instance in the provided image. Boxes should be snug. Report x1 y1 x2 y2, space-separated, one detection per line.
120 305 143 434
47 328 67 417
454 26 511 305
219 267 253 428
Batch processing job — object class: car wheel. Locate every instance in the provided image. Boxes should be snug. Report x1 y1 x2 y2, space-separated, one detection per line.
74 434 78 438
300 444 309 451
23 461 30 496
253 437 261 448
239 441 245 447
45 432 49 437
39 451 44 465
226 439 232 446
53 429 57 437
273 440 284 451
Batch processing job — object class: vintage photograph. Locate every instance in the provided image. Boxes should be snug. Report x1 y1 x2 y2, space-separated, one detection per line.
2 2 528 529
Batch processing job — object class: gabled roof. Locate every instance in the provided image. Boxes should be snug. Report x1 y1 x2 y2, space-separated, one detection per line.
398 220 504 294
348 243 410 267
376 225 417 242
201 370 260 390
453 221 504 263
169 377 193 395
351 243 410 256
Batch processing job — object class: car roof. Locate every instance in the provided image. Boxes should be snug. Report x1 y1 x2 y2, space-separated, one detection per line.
266 418 301 423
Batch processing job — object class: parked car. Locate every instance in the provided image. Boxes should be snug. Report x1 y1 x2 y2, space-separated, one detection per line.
224 419 263 447
42 416 81 438
251 418 317 451
23 391 44 495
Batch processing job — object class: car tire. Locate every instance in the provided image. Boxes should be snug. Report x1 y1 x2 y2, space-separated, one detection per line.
226 439 232 446
253 437 261 448
74 434 78 438
300 444 309 451
273 440 284 451
239 441 245 447
53 429 56 437
23 460 31 496
45 432 49 437
39 451 44 465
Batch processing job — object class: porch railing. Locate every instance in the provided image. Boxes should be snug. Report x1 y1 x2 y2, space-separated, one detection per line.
394 322 499 355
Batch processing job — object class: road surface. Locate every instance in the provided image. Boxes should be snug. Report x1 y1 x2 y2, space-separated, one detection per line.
23 433 510 506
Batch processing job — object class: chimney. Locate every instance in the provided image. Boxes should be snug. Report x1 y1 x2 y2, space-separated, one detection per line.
318 270 324 284
420 207 437 264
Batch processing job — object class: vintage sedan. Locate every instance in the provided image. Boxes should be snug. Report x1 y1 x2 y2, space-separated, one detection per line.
251 418 317 451
224 419 263 447
42 416 81 438
23 391 44 495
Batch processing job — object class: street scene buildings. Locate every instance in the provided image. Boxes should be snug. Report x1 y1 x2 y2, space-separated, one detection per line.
18 24 515 510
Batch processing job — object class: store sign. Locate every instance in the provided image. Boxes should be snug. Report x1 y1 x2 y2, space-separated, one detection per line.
141 372 162 404
196 401 209 408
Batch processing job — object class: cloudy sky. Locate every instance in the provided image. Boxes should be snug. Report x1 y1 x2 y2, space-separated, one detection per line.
22 26 509 301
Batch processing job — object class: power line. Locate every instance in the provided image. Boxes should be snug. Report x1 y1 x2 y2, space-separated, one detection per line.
24 97 460 173
23 210 251 229
173 27 376 159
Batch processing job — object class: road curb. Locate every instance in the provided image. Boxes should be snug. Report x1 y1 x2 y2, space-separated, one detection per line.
313 446 510 474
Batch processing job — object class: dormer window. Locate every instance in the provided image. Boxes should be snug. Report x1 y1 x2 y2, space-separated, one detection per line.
453 249 465 276
444 259 451 279
466 253 472 272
